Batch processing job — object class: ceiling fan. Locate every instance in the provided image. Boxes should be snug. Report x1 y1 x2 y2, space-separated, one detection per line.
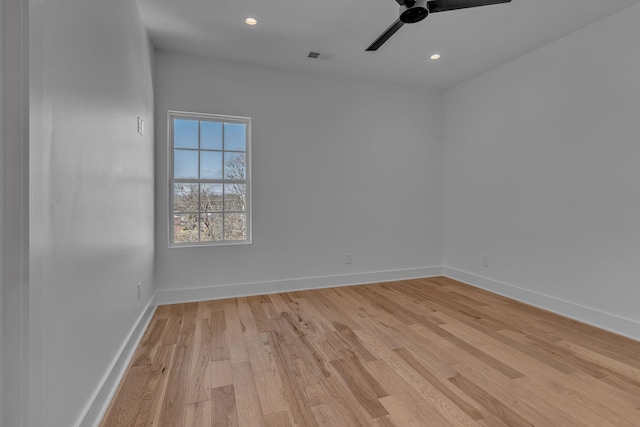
366 0 512 51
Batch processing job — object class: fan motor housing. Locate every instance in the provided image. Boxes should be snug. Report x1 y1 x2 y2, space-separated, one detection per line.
400 0 429 23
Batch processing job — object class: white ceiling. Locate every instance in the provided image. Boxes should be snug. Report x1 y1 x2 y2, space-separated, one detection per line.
137 0 640 90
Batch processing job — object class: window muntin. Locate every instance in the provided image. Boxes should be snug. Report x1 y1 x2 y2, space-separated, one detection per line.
169 111 251 246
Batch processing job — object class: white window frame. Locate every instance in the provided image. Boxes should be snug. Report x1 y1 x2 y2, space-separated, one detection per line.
168 110 252 247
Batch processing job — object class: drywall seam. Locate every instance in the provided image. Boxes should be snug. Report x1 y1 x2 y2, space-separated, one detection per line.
444 267 640 341
157 266 443 304
76 293 158 427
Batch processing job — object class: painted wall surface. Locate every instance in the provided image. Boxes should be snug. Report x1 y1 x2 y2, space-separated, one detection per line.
30 1 155 425
1 0 5 422
154 52 444 292
3 0 30 425
444 3 640 329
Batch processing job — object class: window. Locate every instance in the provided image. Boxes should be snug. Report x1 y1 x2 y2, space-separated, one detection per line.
169 111 251 246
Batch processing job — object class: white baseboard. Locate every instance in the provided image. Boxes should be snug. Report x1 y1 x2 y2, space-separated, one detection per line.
156 266 443 305
76 294 158 427
443 267 640 341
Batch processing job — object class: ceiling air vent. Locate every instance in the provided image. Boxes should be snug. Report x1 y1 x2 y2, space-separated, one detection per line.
307 51 335 61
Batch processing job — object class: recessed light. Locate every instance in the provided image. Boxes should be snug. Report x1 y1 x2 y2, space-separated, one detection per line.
245 17 257 26
430 53 441 60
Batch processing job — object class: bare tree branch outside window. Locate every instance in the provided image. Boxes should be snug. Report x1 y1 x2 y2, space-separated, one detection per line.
170 113 250 245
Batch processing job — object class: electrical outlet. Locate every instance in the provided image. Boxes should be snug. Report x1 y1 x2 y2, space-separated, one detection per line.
344 253 352 264
481 255 489 268
137 282 142 300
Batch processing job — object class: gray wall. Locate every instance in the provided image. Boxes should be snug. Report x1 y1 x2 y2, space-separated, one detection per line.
3 0 29 425
154 52 444 297
29 0 155 425
7 1 640 423
443 2 640 338
1 0 5 422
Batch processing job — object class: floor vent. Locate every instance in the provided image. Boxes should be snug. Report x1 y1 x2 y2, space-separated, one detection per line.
307 51 335 61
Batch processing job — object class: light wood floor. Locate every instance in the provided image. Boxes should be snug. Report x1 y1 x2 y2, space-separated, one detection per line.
101 277 640 426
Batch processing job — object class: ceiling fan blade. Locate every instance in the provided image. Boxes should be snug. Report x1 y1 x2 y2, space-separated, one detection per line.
365 19 405 51
427 0 511 14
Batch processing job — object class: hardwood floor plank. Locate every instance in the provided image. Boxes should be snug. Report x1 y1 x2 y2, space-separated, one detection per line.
556 339 640 382
443 314 578 375
102 277 640 427
383 321 459 379
237 297 260 338
443 332 525 380
291 357 332 407
319 374 372 426
369 415 397 427
101 365 151 427
187 319 213 404
305 333 344 362
154 304 172 319
393 347 485 420
311 402 349 427
512 376 622 427
268 329 322 427
379 282 441 317
295 296 338 333
354 285 437 326
477 414 511 427
255 295 280 321
600 373 640 399
451 361 583 427
158 304 196 427
449 374 534 427
180 303 199 335
440 313 640 422
224 301 249 364
263 410 293 427
555 382 639 426
272 312 332 379
196 300 213 320
285 298 319 336
212 359 234 389
367 359 467 426
211 330 230 362
211 309 227 334
332 322 377 362
161 304 185 345
379 395 450 427
132 317 167 367
212 385 239 427
266 293 292 316
232 362 265 427
132 344 176 427
308 289 363 331
156 351 189 427
246 334 289 415
358 327 481 426
330 350 389 418
347 311 404 351
477 335 638 425
184 400 212 427
499 329 608 379
248 296 275 333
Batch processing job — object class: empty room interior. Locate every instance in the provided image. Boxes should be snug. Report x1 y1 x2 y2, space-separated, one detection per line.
3 0 640 426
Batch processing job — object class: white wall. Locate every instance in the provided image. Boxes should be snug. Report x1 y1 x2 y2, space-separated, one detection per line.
1 0 5 422
29 0 155 425
444 2 640 338
154 52 443 297
3 0 29 425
